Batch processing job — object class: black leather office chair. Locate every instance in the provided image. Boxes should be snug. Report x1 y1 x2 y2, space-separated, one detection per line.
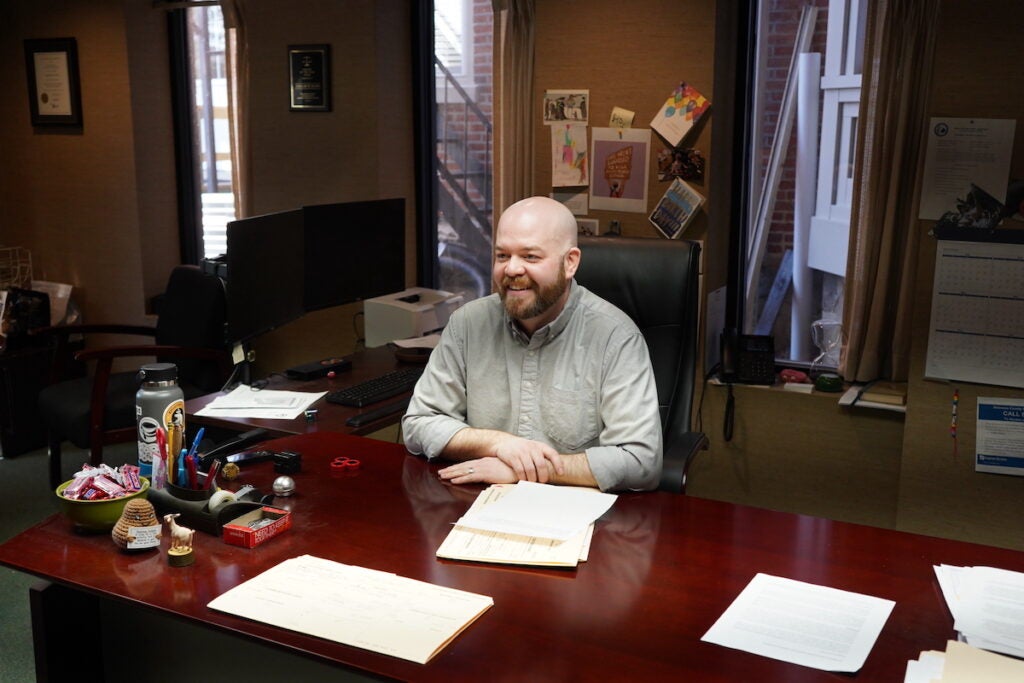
575 236 708 493
36 265 233 489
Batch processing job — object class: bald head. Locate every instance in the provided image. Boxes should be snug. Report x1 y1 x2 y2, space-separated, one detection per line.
496 196 578 253
492 197 582 333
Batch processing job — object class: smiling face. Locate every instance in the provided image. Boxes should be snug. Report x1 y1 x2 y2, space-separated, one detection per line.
493 197 581 335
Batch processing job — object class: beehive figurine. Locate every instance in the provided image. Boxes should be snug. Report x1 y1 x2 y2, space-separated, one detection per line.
111 498 161 551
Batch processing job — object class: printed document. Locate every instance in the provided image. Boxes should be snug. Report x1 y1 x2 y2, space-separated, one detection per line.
701 573 894 672
207 554 493 664
437 484 593 567
937 564 1024 658
194 385 325 420
454 480 616 541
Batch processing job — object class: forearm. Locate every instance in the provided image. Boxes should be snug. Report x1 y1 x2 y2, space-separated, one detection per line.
441 426 510 461
547 453 598 488
444 428 598 487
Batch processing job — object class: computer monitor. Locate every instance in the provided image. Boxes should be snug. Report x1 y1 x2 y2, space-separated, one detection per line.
225 208 306 344
302 198 406 312
224 198 406 344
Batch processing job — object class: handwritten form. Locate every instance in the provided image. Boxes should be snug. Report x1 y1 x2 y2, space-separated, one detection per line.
701 573 894 673
437 484 594 567
207 555 493 664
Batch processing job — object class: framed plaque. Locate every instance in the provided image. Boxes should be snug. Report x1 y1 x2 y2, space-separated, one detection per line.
288 44 331 112
24 37 83 127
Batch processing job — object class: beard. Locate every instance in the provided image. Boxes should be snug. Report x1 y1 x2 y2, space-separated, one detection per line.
499 261 569 322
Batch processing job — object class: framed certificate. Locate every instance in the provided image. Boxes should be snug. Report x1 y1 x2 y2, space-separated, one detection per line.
288 44 331 112
24 38 83 127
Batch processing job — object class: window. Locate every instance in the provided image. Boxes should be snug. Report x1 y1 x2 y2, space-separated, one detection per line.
429 0 494 303
743 0 866 369
170 4 238 262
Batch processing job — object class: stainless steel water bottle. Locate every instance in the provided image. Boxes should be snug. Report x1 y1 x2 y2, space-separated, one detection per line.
135 362 185 478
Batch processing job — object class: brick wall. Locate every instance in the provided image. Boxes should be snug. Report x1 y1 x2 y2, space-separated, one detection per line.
757 0 830 269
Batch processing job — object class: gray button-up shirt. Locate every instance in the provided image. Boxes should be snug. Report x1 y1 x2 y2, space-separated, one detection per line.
402 281 663 491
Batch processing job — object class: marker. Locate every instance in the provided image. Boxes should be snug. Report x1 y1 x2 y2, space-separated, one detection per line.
188 427 205 460
205 459 221 491
186 453 198 489
178 448 187 487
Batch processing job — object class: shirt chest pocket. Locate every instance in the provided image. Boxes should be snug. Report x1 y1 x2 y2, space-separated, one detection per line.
540 385 600 453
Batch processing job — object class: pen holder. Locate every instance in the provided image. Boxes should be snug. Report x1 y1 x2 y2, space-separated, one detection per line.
148 483 264 536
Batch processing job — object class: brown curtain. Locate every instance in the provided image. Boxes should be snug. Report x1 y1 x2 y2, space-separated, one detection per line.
840 0 940 382
221 0 252 219
491 0 535 219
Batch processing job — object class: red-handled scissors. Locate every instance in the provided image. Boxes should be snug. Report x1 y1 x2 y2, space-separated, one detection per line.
331 456 361 470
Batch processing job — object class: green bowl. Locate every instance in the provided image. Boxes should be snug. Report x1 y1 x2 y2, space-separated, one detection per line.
55 477 151 532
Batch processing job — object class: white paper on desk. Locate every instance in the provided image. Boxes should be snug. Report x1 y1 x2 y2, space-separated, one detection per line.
392 333 441 349
953 566 1024 657
701 573 895 673
194 385 325 420
455 481 616 541
437 484 593 566
207 554 493 664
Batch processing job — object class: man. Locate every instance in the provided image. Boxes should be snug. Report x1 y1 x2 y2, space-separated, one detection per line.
402 196 662 491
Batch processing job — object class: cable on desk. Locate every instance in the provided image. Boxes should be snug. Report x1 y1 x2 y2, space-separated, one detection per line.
723 383 735 442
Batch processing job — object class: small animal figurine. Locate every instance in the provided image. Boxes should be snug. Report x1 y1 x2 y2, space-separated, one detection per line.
163 513 196 566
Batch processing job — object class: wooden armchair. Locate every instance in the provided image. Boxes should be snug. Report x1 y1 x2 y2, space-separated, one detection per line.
36 265 232 488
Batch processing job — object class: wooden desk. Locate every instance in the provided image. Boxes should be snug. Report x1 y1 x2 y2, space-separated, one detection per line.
185 346 417 437
3 432 1024 682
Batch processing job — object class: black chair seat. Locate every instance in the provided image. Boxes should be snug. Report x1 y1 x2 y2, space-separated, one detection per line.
38 373 210 451
575 236 708 493
38 372 139 450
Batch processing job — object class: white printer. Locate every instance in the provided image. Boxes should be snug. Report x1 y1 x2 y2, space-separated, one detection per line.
363 287 464 347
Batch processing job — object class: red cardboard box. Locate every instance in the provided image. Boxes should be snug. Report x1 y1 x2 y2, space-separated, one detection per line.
222 506 291 548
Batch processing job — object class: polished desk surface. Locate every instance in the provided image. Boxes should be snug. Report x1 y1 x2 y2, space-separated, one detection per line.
186 346 417 437
4 432 1024 681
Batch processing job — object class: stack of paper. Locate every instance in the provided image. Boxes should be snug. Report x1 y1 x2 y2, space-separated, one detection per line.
437 482 617 568
208 554 492 664
195 385 324 420
905 640 1024 682
933 564 1024 658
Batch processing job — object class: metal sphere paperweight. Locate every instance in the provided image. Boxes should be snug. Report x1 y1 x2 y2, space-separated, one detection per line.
272 475 296 497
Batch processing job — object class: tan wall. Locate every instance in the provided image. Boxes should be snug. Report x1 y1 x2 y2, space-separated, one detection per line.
897 0 1024 549
532 0 715 245
237 0 417 375
531 1 1024 552
693 0 1024 552
0 0 416 377
1 1 151 334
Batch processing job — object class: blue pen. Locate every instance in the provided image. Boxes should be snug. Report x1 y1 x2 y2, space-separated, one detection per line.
188 427 205 459
177 448 187 485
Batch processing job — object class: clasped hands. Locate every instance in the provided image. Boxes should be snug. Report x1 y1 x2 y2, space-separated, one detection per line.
438 434 564 486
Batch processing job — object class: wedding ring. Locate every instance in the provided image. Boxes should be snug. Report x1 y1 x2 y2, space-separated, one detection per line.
468 467 475 475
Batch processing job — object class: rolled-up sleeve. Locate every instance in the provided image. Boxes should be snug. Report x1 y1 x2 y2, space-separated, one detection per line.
401 313 471 460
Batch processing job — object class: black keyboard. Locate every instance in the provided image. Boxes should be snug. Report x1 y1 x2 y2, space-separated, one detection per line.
324 367 424 408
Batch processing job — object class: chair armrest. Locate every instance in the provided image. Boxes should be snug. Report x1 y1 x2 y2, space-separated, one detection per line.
75 344 223 362
660 431 709 494
75 344 233 378
33 323 158 339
